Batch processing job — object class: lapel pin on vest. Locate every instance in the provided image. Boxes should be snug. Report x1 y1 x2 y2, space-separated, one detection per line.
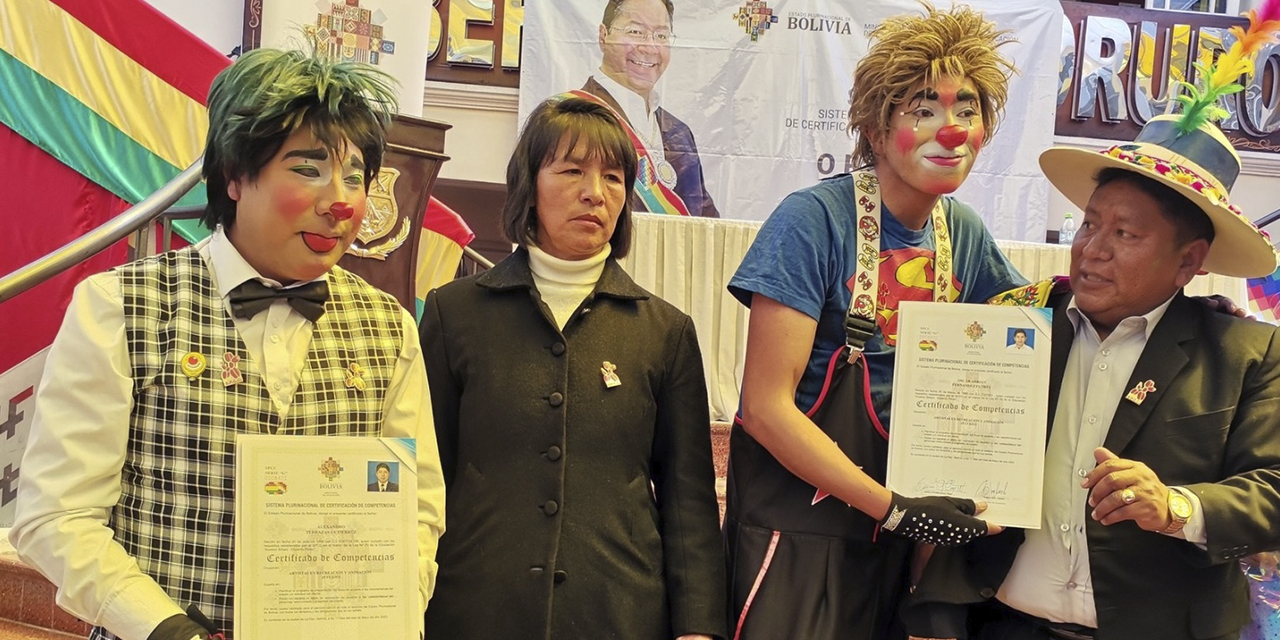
181 351 207 381
221 352 243 388
345 362 367 391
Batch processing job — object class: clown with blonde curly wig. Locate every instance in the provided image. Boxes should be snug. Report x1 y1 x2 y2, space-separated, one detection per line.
723 5 1031 640
848 3 1014 173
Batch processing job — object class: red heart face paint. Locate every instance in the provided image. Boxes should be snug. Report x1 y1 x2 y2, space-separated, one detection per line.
876 76 985 198
330 202 355 221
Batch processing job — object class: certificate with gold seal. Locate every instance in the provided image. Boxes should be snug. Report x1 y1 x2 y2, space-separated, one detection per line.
887 301 1051 529
234 435 418 639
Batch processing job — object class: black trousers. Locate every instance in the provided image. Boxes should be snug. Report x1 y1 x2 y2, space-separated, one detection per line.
969 600 1239 640
968 601 1095 640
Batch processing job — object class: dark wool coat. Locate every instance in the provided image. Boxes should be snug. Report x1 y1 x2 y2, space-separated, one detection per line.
420 249 728 640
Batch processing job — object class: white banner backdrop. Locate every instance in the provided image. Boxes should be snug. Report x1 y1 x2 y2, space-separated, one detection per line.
0 347 49 527
521 0 1064 241
260 0 431 117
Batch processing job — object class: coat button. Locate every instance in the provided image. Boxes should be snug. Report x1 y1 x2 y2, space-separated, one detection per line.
549 392 564 407
547 445 562 461
550 342 566 356
543 500 559 515
529 566 544 576
979 587 995 598
553 570 567 584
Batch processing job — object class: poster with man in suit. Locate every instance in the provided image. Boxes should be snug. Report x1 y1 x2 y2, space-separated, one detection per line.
574 0 720 218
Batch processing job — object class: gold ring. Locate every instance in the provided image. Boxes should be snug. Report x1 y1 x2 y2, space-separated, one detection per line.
1121 488 1136 504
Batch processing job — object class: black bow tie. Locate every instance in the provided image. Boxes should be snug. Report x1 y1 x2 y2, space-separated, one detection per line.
228 279 329 322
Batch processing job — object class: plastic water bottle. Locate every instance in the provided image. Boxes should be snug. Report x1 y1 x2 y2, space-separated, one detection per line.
1059 212 1077 245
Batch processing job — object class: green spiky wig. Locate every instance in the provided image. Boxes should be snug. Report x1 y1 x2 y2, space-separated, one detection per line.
201 48 399 230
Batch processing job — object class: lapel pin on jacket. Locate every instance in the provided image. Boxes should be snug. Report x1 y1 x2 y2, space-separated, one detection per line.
601 361 621 388
221 352 243 388
1125 380 1157 405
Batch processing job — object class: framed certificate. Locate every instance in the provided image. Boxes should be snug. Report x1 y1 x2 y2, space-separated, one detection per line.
234 435 418 639
887 301 1052 529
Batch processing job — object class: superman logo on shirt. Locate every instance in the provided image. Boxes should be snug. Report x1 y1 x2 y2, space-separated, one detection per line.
846 248 962 347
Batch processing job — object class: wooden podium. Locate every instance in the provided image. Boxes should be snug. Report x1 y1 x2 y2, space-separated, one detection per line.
337 114 451 312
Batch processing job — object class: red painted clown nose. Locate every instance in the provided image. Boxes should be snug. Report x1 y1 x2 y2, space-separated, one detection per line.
936 125 969 149
330 202 355 221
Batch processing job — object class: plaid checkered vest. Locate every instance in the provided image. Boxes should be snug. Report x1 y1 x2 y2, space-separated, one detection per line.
91 248 404 640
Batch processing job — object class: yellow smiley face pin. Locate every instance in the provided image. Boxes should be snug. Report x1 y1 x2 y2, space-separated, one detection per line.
180 351 207 380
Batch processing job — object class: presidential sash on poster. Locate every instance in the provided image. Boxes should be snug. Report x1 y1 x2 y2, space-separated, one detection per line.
560 90 693 217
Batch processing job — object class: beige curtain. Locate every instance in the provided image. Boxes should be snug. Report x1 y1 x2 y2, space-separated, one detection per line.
618 214 1248 421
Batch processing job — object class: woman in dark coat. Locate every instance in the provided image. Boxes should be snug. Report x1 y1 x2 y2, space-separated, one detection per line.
420 96 727 640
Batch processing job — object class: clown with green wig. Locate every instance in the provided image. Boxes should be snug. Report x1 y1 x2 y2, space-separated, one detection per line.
9 48 445 640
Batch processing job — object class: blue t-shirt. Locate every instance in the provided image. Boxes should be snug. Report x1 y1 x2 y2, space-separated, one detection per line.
729 173 1027 427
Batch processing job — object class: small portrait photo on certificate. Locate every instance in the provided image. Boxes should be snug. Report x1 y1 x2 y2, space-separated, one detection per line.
1006 327 1036 353
368 461 400 493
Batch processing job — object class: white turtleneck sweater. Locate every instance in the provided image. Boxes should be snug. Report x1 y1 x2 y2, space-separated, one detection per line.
527 243 611 330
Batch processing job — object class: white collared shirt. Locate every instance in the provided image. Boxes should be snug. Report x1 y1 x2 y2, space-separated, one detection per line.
593 71 670 167
206 228 324 415
10 229 444 640
997 295 1206 626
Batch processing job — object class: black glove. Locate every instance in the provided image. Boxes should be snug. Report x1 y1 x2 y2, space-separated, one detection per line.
147 614 210 640
878 492 988 547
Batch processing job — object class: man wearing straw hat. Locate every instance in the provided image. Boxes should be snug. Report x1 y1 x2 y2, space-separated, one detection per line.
906 8 1280 639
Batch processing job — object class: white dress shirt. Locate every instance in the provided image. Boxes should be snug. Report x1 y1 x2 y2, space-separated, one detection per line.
998 295 1206 626
593 71 672 176
10 229 445 640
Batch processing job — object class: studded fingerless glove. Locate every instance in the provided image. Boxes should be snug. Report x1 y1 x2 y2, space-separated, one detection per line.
879 492 988 547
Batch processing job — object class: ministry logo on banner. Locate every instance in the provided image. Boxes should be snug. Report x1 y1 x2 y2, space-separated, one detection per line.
733 1 779 41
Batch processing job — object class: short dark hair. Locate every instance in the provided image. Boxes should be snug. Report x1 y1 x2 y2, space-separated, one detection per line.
201 48 397 230
502 97 638 258
1013 329 1027 338
601 0 674 26
376 462 391 473
1094 168 1216 247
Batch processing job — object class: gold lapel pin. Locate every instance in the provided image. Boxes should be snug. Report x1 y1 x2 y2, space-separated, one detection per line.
345 362 367 391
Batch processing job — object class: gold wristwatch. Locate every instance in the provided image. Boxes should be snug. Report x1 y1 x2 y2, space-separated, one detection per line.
1161 488 1194 535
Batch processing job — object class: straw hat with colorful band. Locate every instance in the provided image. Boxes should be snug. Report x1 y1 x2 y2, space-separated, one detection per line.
1040 0 1280 279
1039 114 1276 278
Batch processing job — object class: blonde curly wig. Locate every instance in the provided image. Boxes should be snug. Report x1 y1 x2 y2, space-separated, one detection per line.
847 2 1016 167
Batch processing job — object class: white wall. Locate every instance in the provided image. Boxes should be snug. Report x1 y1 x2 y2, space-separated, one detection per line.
424 82 517 185
141 0 244 56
